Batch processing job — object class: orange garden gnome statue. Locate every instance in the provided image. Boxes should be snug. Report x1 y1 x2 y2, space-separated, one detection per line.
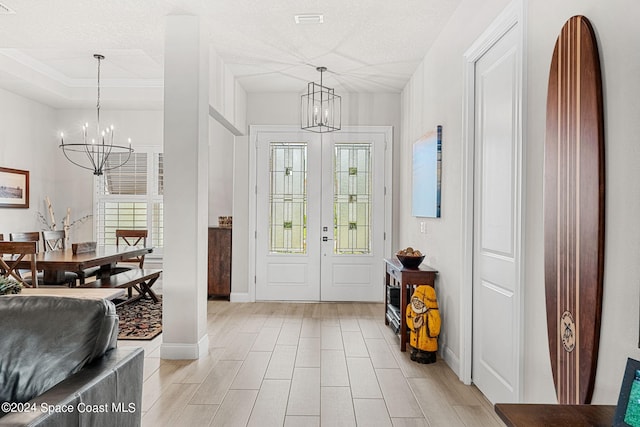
406 285 441 364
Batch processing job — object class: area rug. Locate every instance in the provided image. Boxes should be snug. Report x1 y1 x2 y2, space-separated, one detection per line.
116 295 162 340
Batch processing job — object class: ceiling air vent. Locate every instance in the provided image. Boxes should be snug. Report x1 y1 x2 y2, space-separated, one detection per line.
294 14 324 25
0 2 16 14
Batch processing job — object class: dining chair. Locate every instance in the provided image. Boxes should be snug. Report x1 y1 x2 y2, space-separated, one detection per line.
0 235 6 277
112 229 148 274
9 232 41 251
42 230 66 252
0 241 38 287
11 231 77 287
40 230 80 286
8 232 44 286
70 241 100 284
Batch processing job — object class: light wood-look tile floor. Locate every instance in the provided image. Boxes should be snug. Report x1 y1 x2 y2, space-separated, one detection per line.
119 301 506 427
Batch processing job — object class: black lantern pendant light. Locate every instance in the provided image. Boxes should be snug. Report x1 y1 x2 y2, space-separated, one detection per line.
300 66 341 133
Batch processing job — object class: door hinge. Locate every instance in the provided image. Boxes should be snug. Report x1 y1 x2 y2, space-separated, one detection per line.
255 185 258 194
254 276 256 283
384 232 386 240
384 186 387 196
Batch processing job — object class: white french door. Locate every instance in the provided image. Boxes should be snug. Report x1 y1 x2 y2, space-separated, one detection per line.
253 126 390 302
320 131 386 301
255 130 321 301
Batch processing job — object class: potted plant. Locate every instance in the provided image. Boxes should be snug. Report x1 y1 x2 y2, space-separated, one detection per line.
0 277 23 295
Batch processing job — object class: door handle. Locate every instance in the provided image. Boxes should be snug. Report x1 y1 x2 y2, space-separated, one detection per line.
322 236 333 242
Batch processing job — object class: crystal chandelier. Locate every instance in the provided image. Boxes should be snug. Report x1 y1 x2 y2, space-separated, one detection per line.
59 54 133 176
300 66 341 133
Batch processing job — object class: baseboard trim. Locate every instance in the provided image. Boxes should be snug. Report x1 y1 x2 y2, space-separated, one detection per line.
160 334 209 360
443 345 465 383
230 292 251 302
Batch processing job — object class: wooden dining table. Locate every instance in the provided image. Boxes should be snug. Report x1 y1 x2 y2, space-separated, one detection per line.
15 245 153 286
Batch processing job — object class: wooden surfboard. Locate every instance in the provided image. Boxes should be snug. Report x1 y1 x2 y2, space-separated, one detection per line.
544 15 605 405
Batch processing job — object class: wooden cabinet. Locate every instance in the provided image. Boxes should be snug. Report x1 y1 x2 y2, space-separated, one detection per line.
208 227 232 298
384 258 437 351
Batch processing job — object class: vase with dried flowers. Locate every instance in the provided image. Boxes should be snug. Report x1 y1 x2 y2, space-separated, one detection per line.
37 197 92 244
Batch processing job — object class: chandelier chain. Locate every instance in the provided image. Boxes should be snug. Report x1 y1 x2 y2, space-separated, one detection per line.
96 55 101 131
59 54 133 175
97 58 100 119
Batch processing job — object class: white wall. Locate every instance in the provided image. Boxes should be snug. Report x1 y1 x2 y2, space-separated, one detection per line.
231 135 249 300
209 47 248 134
0 87 58 236
209 118 234 224
53 109 164 242
7 46 247 241
525 0 640 403
0 91 169 242
246 92 300 125
401 0 640 403
2 99 234 245
247 92 401 129
52 109 236 239
399 0 511 381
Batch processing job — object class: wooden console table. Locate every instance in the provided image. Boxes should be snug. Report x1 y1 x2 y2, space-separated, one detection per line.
495 403 615 427
208 227 232 299
384 258 437 351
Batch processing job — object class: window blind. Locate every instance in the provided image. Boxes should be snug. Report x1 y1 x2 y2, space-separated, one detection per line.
95 149 163 252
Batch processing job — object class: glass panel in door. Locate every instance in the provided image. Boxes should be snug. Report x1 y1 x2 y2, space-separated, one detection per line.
333 143 372 255
269 143 307 254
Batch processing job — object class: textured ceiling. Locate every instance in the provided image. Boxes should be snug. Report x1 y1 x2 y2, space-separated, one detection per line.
0 0 461 108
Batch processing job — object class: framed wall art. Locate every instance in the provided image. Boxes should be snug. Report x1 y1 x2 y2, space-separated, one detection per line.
0 167 29 208
412 125 442 218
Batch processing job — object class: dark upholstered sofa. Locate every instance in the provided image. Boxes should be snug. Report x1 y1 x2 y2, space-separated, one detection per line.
0 296 143 427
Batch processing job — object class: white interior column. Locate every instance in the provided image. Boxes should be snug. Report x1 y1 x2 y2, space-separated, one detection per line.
161 15 209 359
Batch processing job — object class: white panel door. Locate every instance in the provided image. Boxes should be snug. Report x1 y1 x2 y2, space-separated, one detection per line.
472 24 521 404
320 131 387 302
255 131 321 301
254 127 388 302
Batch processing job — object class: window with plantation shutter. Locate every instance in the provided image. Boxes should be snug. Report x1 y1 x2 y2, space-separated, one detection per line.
95 146 163 256
103 152 147 195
